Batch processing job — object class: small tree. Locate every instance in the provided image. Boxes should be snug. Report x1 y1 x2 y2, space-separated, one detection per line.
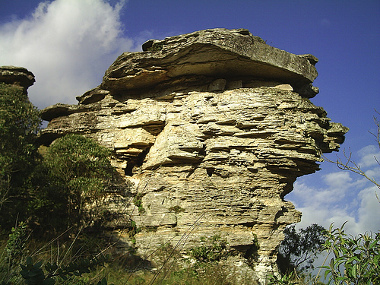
278 224 327 274
29 134 119 231
0 83 41 228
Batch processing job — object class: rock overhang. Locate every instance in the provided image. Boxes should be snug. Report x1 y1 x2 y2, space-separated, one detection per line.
0 66 35 90
101 28 319 98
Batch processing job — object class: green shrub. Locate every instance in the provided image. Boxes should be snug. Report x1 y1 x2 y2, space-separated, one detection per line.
321 223 380 285
5 221 28 265
168 206 185 214
0 222 29 284
190 235 229 263
0 83 41 229
20 255 108 285
29 134 119 231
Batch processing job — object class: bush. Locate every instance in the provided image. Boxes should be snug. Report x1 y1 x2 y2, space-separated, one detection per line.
190 235 229 263
321 223 379 284
29 134 119 231
0 83 41 229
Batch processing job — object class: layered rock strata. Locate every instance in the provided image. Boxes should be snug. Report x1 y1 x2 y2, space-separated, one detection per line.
39 29 348 284
0 66 35 92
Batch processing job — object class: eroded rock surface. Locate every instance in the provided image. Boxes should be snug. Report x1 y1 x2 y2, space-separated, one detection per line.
0 66 35 92
39 28 348 284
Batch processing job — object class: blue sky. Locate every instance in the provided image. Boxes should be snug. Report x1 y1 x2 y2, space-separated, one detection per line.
0 0 379 236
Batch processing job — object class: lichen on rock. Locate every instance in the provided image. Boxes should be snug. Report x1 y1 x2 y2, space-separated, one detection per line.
37 28 348 284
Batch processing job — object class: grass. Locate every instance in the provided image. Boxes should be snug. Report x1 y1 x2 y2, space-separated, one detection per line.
0 225 262 285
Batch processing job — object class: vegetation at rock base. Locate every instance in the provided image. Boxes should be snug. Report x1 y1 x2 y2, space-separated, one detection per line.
0 83 41 229
0 223 259 285
189 235 229 263
32 133 121 231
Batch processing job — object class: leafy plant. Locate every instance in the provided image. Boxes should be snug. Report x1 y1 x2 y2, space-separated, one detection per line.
20 255 108 285
190 235 229 263
133 193 145 214
268 270 297 285
318 112 379 284
20 257 54 285
5 222 28 265
278 224 327 273
320 223 380 285
168 206 185 214
125 219 141 246
0 222 29 284
31 134 120 231
147 42 164 52
0 83 41 228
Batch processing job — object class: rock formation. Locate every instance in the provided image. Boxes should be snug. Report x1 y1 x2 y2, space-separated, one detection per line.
37 28 347 284
0 66 35 92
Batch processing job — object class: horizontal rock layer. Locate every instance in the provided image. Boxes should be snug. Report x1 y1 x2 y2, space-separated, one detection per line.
38 29 348 284
101 28 319 98
0 66 35 91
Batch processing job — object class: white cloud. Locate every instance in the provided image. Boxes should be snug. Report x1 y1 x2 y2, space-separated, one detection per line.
358 144 380 168
288 144 380 236
0 0 133 109
356 185 380 232
323 171 352 189
293 179 380 280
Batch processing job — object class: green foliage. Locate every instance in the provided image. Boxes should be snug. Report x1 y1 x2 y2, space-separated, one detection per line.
190 235 229 263
20 257 55 285
147 42 164 52
133 193 145 214
0 83 41 228
151 242 182 282
321 223 380 285
278 224 327 273
44 134 113 184
153 263 237 285
5 222 28 265
244 233 260 262
0 222 28 284
268 271 297 285
0 223 112 284
30 134 118 231
20 255 108 284
0 84 41 173
149 240 257 285
128 220 141 244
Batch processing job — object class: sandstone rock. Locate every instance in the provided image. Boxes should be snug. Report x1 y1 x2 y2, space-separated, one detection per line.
101 28 319 98
38 28 348 284
0 66 35 91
